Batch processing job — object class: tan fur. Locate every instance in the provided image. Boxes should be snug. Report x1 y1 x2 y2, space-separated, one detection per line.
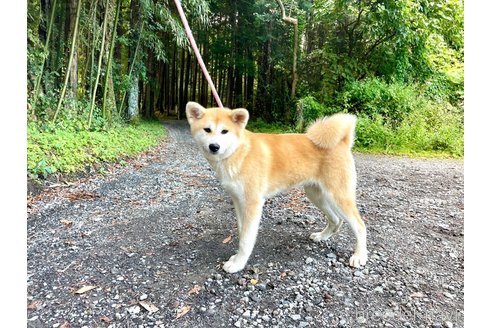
186 101 367 273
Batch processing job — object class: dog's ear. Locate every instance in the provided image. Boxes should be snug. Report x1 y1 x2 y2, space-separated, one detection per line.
186 102 206 124
231 108 249 128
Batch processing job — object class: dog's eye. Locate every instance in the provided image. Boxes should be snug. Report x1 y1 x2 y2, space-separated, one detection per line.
204 128 211 133
221 130 229 134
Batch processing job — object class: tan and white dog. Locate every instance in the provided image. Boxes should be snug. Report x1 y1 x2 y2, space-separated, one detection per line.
185 101 367 273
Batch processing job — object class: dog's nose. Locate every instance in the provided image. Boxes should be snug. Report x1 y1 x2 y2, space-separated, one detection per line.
209 143 220 153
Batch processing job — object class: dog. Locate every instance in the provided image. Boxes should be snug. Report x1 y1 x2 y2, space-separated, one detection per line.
185 101 367 273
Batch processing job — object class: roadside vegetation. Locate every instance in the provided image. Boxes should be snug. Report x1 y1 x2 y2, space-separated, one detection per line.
27 119 165 178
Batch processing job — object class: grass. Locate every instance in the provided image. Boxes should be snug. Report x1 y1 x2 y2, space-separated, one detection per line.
27 120 166 178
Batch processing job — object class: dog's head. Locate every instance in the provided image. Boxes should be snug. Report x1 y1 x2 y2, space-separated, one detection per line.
186 101 249 161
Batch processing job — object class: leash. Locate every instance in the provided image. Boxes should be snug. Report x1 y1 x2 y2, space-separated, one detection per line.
174 0 224 108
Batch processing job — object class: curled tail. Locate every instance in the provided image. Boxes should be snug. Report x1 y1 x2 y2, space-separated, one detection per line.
306 113 356 149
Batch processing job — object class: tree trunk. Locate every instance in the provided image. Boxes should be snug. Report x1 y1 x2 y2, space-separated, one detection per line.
171 45 177 114
88 0 110 128
178 48 185 114
128 74 139 119
32 0 58 113
275 0 299 120
183 50 191 111
103 0 121 121
117 19 144 118
191 53 198 101
68 0 78 99
53 0 81 122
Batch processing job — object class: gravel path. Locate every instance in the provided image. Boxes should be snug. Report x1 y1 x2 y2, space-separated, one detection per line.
27 120 464 328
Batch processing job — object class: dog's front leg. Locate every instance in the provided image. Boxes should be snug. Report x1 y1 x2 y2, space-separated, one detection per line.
223 197 264 273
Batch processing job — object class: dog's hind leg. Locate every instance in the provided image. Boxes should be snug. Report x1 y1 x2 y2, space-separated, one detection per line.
223 196 264 273
328 191 367 268
305 184 343 242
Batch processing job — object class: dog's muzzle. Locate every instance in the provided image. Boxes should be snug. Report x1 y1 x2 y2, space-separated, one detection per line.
209 143 220 153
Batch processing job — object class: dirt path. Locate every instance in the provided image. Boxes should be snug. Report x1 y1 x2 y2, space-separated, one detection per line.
27 120 464 328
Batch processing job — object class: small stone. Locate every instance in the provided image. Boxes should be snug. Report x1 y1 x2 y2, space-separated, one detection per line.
127 305 141 314
243 310 251 318
139 294 148 301
261 315 270 322
249 294 260 302
357 316 367 324
354 270 364 277
339 319 347 326
291 314 301 321
374 286 384 293
443 292 455 299
234 320 241 327
443 321 453 328
305 257 314 264
299 322 309 328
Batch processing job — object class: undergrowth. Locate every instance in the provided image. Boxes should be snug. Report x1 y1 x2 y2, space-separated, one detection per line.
27 120 166 178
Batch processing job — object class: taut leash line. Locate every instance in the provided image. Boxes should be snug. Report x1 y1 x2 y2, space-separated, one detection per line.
174 0 224 108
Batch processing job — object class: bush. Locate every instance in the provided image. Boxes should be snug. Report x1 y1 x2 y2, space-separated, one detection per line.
336 78 425 126
354 102 463 157
295 96 339 131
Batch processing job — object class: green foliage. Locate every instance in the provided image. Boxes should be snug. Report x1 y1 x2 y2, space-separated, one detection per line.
336 79 424 126
354 102 463 158
27 120 165 177
301 0 464 102
293 78 463 157
247 118 294 134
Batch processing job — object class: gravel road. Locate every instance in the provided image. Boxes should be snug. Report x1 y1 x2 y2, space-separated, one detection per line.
27 120 464 328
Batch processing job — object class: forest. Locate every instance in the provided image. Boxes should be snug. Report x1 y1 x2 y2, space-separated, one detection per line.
27 0 464 177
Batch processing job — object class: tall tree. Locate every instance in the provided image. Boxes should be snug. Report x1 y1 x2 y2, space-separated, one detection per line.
88 0 110 128
53 0 81 122
103 0 122 121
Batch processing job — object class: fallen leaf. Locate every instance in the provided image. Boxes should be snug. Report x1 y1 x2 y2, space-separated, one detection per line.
60 219 72 226
27 300 42 310
75 285 97 294
280 271 287 279
139 301 159 313
60 322 71 328
66 191 98 201
100 315 111 323
222 235 233 244
250 279 258 286
188 285 202 295
176 305 191 319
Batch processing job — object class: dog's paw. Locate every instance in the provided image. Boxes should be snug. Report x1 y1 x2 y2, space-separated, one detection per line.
223 255 246 273
349 252 368 268
310 232 332 242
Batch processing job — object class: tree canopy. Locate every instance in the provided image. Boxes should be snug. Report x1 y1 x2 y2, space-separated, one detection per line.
27 0 463 130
